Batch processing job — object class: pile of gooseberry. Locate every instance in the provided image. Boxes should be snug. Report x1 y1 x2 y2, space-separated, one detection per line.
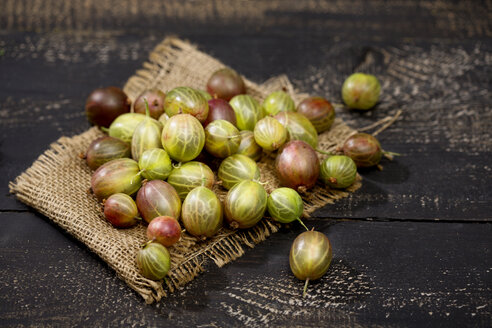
83 69 392 296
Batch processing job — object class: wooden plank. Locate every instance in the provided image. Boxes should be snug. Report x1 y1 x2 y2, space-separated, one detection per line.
0 212 490 326
1 0 491 39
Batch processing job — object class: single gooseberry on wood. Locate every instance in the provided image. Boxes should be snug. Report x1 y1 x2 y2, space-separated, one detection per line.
342 133 382 168
341 73 381 110
289 230 333 297
320 155 357 188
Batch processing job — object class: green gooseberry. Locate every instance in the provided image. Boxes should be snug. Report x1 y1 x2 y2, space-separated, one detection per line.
342 73 381 110
320 155 357 188
237 130 263 161
138 148 172 181
229 94 265 131
136 241 171 280
253 116 288 151
224 180 267 229
262 91 296 116
161 114 205 162
107 113 146 143
181 186 223 240
167 161 215 200
204 119 241 158
267 188 307 230
274 112 318 149
218 154 260 190
289 230 333 297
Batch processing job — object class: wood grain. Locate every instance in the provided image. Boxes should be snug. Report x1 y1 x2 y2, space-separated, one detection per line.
0 0 491 326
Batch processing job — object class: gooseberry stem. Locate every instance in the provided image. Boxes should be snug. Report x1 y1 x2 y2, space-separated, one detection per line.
315 148 335 156
302 278 310 298
297 218 309 232
100 127 110 133
383 150 401 156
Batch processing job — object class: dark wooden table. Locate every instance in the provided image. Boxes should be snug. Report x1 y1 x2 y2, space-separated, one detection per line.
1 1 491 326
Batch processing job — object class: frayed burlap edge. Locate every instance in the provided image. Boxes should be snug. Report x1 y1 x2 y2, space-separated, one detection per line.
9 37 361 304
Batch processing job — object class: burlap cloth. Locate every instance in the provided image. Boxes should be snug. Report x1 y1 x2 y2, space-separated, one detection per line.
9 37 360 304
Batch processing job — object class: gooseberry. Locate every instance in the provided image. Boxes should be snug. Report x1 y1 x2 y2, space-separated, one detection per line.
224 180 267 229
207 68 246 101
85 86 131 127
320 155 357 188
341 73 381 110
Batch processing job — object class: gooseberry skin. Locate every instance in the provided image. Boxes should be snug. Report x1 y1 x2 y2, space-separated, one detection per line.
218 154 261 190
237 130 263 161
133 89 166 119
136 180 181 223
195 89 213 101
136 242 171 281
103 193 140 228
342 133 382 168
253 116 288 151
158 113 169 126
207 68 246 101
85 86 131 127
275 140 320 191
204 120 241 158
342 73 381 110
320 155 357 189
131 116 163 162
229 95 265 131
297 97 336 133
161 114 205 162
164 87 209 123
181 186 223 240
85 136 131 170
138 148 172 181
167 161 215 200
147 216 181 247
274 112 318 149
267 188 304 224
262 91 296 116
108 113 146 143
289 230 333 281
203 99 237 127
224 180 267 229
91 158 142 200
